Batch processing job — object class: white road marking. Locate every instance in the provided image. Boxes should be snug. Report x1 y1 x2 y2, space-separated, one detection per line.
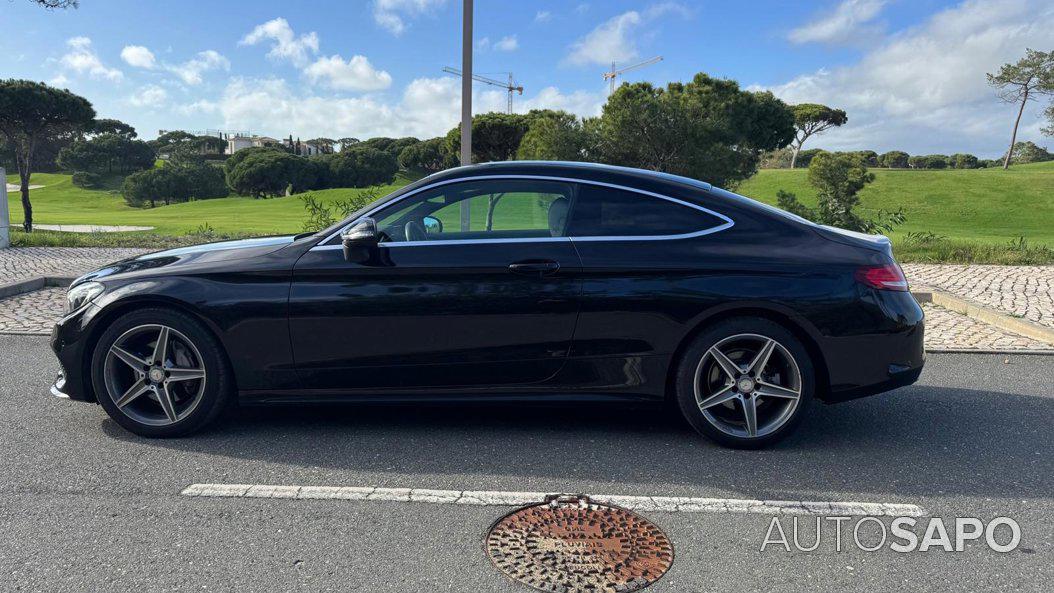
180 483 926 516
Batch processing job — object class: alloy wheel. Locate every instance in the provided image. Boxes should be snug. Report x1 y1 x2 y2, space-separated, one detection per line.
102 324 207 427
693 333 802 439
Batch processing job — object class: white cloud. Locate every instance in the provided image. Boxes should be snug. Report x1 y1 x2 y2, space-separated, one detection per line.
240 18 319 66
120 45 156 69
535 10 552 23
475 37 491 51
303 55 393 91
789 0 887 45
168 50 230 85
762 0 1054 156
564 4 686 67
494 35 519 52
211 76 602 140
60 37 123 81
373 0 446 36
128 84 167 108
565 11 642 66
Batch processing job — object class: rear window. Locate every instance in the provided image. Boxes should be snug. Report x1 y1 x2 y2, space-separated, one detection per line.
567 184 728 237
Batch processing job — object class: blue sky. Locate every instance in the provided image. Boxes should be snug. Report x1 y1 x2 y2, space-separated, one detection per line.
2 0 1052 156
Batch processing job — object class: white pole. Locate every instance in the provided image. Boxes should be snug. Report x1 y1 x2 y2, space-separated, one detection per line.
459 0 473 231
0 167 9 249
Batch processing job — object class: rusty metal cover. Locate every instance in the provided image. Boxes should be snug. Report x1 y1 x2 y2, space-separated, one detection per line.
485 494 674 592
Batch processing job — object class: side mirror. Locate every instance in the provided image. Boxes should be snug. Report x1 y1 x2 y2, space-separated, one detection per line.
423 215 443 234
341 217 380 263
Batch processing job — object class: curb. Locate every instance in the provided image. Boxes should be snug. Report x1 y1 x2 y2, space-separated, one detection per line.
912 287 1054 347
0 276 75 299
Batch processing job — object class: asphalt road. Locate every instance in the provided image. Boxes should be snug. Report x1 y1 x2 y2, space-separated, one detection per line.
1 334 1052 592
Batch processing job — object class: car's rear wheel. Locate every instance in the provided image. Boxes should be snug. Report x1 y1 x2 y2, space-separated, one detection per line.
675 318 814 449
91 308 232 437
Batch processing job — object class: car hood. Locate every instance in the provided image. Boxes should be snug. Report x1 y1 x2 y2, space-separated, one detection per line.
73 235 297 285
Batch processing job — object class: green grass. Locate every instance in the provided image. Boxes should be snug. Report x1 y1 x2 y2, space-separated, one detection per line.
6 171 420 236
737 161 1054 245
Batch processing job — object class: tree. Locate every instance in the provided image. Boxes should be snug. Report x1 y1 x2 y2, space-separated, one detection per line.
908 154 948 169
315 147 398 188
987 48 1054 169
1044 104 1054 137
591 73 795 187
30 0 78 7
879 150 909 168
226 151 318 198
89 118 137 138
306 138 336 154
516 110 592 161
1001 140 1053 164
0 80 94 231
950 153 980 169
445 112 530 163
58 133 155 174
788 103 848 168
398 137 455 173
122 162 228 207
777 152 903 234
338 137 361 151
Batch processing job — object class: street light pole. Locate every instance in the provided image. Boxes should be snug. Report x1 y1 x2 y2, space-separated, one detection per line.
459 0 473 231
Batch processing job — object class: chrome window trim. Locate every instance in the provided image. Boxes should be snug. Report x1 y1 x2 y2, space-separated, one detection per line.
311 174 734 251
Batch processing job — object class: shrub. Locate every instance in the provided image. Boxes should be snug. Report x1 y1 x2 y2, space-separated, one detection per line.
71 171 102 189
226 151 318 198
794 148 823 168
879 150 909 168
300 186 385 232
776 152 904 234
1003 141 1053 164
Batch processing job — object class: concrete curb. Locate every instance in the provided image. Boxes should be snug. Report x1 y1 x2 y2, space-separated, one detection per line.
912 287 1054 347
0 276 75 299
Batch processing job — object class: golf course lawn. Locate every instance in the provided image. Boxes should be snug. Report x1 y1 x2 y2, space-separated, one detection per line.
7 161 1054 245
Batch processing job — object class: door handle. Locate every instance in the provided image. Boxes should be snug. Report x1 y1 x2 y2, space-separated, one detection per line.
508 260 561 276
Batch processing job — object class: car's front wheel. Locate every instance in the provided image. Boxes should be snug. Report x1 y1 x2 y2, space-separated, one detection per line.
91 308 233 437
675 318 814 449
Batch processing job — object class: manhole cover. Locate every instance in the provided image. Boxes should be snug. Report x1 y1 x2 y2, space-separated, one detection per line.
485 494 674 593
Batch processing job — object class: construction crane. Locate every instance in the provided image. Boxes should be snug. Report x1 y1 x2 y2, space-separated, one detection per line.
603 56 663 94
442 67 523 114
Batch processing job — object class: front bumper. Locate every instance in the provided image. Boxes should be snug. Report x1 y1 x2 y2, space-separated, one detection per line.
49 304 100 402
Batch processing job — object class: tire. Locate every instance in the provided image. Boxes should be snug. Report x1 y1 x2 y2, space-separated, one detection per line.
674 317 814 449
91 307 233 437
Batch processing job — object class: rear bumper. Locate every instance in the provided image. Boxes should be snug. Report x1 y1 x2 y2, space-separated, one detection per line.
817 290 926 403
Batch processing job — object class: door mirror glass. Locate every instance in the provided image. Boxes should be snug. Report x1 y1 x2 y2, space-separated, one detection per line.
341 217 379 262
422 215 443 234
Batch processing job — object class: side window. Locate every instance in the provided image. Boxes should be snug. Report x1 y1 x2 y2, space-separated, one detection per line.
566 184 728 238
374 179 573 242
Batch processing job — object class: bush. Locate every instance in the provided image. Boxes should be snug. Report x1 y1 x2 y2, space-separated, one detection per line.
315 147 398 188
794 148 823 169
1003 141 1053 165
226 151 318 198
776 152 904 234
950 153 980 169
879 150 909 168
71 171 102 189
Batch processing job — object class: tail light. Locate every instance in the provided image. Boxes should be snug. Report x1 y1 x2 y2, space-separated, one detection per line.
855 264 909 291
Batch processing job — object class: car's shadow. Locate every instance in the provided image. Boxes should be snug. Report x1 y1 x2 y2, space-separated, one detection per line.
107 382 1054 501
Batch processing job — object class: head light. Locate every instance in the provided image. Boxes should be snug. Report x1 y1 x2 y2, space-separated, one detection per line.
66 282 105 314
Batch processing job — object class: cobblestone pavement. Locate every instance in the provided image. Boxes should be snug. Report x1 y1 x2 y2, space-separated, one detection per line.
0 247 149 285
921 303 1053 351
0 287 65 335
904 264 1054 330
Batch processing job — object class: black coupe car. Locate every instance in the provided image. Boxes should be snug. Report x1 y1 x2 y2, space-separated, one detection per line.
51 161 924 448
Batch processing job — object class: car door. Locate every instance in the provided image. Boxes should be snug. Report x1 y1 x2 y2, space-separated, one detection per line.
288 177 582 391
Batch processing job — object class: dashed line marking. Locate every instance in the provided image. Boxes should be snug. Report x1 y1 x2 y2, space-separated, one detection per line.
180 483 926 516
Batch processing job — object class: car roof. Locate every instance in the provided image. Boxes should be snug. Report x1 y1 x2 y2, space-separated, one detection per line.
427 161 715 192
